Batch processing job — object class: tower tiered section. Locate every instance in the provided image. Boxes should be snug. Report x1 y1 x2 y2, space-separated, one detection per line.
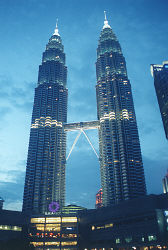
23 15 146 215
23 25 68 215
95 14 146 206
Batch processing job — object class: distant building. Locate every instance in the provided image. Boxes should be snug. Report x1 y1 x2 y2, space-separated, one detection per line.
0 197 4 210
95 188 103 208
151 61 168 139
163 170 168 193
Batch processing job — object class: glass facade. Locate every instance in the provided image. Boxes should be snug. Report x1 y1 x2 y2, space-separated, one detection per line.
96 16 146 206
151 61 168 140
22 26 68 215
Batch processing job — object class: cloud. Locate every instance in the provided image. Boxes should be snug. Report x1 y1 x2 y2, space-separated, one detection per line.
0 75 34 113
0 167 26 183
143 155 168 195
0 170 25 211
4 200 22 211
0 107 12 123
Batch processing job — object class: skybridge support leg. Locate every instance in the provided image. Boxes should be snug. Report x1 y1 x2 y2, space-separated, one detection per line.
66 130 82 161
66 129 99 162
81 129 99 159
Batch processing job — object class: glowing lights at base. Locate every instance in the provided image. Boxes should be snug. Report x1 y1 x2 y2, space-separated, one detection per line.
29 215 78 248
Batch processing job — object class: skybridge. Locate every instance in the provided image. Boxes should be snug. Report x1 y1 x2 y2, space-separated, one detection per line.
64 120 100 131
64 120 100 161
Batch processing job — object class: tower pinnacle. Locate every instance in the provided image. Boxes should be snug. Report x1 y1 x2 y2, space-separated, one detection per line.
53 19 60 36
103 11 111 29
104 10 107 21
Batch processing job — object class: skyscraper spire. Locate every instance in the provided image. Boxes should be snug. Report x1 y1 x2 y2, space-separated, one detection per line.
104 10 107 21
103 11 111 29
53 18 60 36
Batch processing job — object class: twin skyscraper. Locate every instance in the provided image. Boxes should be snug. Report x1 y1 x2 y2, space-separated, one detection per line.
22 15 146 215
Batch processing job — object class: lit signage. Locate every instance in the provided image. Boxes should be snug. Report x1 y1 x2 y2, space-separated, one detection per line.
48 201 60 213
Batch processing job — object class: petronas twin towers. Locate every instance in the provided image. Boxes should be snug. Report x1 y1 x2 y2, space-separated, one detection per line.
22 15 146 215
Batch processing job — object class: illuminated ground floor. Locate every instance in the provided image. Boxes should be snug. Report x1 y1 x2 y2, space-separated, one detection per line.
29 205 85 249
29 215 78 249
0 196 168 249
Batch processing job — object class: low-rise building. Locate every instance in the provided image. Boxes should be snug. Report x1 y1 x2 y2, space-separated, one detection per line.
78 194 168 249
28 205 86 249
0 209 28 242
1 195 168 249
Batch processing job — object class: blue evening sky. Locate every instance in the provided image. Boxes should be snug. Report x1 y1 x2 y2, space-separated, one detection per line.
0 0 168 210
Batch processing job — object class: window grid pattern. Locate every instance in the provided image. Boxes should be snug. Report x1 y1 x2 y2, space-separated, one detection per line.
152 63 168 139
23 32 68 215
96 27 146 206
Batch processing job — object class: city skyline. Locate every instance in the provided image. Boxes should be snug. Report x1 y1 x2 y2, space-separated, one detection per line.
0 0 168 211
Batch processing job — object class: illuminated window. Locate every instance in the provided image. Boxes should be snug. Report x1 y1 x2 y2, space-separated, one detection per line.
46 217 61 223
125 236 132 243
62 217 77 223
123 81 128 85
45 242 60 246
116 238 120 244
45 224 61 232
3 225 10 230
92 223 113 230
0 225 22 231
96 225 104 230
105 223 113 228
148 235 157 241
62 234 77 238
61 241 77 246
35 224 45 231
31 217 45 223
31 242 43 247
